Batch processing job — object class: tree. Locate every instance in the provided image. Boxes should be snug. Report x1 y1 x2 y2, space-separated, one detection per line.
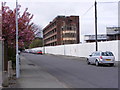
2 2 35 49
33 24 43 38
29 37 43 48
2 2 36 69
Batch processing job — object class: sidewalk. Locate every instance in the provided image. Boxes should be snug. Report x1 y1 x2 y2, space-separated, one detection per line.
15 55 66 88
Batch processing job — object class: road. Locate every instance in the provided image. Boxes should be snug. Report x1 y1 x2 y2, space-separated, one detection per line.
22 53 118 88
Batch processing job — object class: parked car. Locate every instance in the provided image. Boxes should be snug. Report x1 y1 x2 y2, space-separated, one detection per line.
35 50 43 55
31 50 37 54
87 51 115 66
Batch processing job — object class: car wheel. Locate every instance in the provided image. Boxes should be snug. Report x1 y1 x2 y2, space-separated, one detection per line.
95 60 99 66
87 59 90 65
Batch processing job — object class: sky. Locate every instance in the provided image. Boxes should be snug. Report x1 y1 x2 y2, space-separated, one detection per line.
1 0 119 42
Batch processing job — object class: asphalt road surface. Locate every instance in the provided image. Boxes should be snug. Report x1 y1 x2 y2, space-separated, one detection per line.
22 53 118 88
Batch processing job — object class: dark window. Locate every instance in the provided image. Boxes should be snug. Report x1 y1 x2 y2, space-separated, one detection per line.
102 52 114 56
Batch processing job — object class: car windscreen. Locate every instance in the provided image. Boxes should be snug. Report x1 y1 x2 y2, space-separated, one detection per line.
38 50 42 52
102 52 114 56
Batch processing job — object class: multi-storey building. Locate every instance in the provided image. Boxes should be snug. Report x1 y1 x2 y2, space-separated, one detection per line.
43 16 79 46
84 27 120 43
107 27 120 40
84 34 108 43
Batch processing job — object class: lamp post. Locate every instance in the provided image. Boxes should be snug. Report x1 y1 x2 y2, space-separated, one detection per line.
16 0 20 78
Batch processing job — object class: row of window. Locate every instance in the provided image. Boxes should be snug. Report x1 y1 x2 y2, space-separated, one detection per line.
45 42 57 46
62 33 76 37
44 28 57 38
43 22 56 33
44 35 57 43
62 40 76 44
61 25 77 31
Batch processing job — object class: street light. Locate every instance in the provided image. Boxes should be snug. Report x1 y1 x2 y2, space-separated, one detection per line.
16 0 20 78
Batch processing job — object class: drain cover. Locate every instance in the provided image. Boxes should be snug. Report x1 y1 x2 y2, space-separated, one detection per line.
28 64 35 66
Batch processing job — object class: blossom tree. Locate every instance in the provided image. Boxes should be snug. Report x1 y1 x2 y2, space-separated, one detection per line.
2 2 36 70
2 2 35 49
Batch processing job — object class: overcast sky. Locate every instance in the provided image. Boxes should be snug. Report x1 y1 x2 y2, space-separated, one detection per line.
1 0 119 42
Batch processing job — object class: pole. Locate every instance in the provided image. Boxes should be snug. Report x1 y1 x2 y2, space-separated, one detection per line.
16 0 20 78
95 1 98 51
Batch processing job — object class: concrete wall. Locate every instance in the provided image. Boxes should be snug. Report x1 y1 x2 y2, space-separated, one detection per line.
44 40 119 61
118 41 120 61
98 41 119 61
31 40 119 61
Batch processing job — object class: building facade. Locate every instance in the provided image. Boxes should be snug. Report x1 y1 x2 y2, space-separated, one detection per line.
43 16 79 46
84 34 108 43
84 27 120 43
107 27 120 40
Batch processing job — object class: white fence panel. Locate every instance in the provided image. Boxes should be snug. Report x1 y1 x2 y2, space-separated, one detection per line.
44 40 119 61
118 41 120 61
98 41 118 61
31 40 119 61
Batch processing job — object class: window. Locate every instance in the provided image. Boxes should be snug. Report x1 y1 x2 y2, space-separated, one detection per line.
102 52 113 56
92 52 97 56
95 52 100 56
92 52 100 56
92 52 95 56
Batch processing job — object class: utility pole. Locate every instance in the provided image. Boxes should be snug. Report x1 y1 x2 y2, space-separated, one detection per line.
95 1 98 51
16 0 20 78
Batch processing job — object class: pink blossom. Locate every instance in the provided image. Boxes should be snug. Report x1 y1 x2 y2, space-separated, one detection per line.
2 3 35 48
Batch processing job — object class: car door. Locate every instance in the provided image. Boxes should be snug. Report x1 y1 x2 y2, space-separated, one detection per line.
93 52 100 64
91 52 98 64
89 52 95 63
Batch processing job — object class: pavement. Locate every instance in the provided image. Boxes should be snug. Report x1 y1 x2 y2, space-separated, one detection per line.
14 55 66 88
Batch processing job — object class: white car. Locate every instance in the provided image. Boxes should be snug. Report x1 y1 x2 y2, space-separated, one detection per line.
87 51 115 66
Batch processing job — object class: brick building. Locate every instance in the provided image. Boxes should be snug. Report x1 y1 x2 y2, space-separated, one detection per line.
43 16 79 46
